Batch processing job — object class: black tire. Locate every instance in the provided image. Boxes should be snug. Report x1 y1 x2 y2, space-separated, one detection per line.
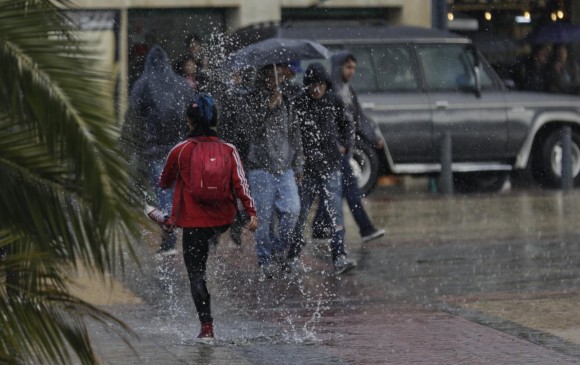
532 128 580 188
351 138 380 195
453 172 509 194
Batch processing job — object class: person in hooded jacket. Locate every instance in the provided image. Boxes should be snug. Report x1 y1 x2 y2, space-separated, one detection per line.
218 67 255 246
312 51 386 243
159 97 258 339
243 65 304 278
122 45 196 256
288 62 357 275
278 61 303 100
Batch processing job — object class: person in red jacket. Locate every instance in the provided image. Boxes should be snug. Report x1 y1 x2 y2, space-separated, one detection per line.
159 96 258 340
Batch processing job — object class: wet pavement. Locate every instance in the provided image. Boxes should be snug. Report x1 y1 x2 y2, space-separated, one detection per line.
80 182 580 364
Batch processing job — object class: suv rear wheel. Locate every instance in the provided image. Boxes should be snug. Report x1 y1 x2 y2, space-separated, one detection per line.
350 138 379 195
532 128 580 188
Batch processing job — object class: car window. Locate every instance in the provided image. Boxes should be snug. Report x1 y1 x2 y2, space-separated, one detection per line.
372 45 419 91
417 45 495 91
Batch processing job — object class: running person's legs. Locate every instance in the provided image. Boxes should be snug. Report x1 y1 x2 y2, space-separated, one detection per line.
182 226 228 326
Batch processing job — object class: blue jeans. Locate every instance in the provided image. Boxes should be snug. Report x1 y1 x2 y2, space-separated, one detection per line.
313 153 375 237
148 160 176 251
248 169 300 266
289 169 346 262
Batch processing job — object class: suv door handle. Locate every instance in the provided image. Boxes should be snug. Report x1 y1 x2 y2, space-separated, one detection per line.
361 102 376 110
435 101 449 109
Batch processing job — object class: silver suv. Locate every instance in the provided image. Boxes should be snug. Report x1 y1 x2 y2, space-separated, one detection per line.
239 24 580 192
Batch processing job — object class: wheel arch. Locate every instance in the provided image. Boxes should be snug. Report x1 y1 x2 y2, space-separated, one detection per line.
356 131 395 174
514 112 580 170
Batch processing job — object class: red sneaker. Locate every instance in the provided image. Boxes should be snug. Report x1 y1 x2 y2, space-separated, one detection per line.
197 322 214 340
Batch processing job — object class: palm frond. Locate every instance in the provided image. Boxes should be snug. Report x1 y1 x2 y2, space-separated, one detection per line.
0 1 140 272
0 262 136 365
0 0 144 364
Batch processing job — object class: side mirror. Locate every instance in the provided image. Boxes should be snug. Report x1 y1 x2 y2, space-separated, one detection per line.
503 79 516 90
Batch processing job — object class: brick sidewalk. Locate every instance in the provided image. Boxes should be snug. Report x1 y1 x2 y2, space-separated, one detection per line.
87 301 580 364
79 189 580 364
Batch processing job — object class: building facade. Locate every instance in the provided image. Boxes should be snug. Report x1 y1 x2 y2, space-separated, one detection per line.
68 0 431 116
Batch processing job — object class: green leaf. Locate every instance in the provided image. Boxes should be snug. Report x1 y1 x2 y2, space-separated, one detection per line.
0 1 143 364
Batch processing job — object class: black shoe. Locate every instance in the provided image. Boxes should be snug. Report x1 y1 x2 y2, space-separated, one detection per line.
259 263 275 281
312 226 332 240
334 255 357 274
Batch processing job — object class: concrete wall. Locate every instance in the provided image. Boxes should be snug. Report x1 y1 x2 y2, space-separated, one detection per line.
226 0 281 30
72 0 432 28
280 0 430 27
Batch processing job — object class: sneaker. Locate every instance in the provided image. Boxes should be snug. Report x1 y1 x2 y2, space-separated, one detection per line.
334 255 357 275
259 263 275 280
312 226 332 240
144 205 173 233
287 258 309 274
155 248 178 258
272 253 291 274
361 228 385 243
197 322 214 340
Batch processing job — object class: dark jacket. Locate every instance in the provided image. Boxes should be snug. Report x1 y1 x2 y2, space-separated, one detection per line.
218 84 252 161
295 63 354 176
331 51 380 144
243 87 304 176
123 45 195 161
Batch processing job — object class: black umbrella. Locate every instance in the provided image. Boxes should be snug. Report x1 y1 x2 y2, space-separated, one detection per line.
223 38 330 84
528 22 580 44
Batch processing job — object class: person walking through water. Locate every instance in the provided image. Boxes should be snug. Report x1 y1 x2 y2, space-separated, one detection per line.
122 45 195 256
158 96 258 339
244 65 304 279
289 63 357 275
312 51 385 243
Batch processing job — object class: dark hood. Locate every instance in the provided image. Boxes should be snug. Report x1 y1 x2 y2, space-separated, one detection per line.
127 44 196 158
331 51 354 96
303 62 332 89
143 45 173 74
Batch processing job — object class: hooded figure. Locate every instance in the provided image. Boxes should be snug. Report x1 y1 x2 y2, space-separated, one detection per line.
310 51 385 244
122 45 195 255
159 97 257 340
288 62 357 275
331 51 381 145
244 65 304 176
124 45 196 161
293 62 354 176
243 64 304 276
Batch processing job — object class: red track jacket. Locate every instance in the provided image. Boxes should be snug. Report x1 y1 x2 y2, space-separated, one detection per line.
159 136 256 228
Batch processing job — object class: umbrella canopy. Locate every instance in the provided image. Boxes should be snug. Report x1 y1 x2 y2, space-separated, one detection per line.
528 22 580 44
223 38 331 71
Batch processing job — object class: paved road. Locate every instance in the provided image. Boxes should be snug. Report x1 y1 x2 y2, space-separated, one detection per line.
81 186 580 364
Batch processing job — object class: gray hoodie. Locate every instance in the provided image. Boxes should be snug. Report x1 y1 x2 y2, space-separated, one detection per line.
244 88 304 176
331 51 380 144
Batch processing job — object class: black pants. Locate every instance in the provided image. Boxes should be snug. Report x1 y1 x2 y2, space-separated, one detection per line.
182 225 228 324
